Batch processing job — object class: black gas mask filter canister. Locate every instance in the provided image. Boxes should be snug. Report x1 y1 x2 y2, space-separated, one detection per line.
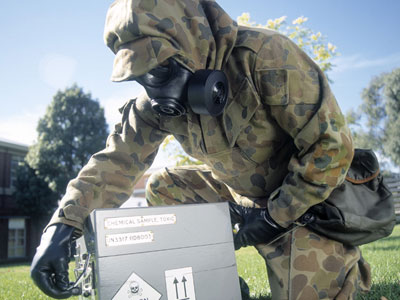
136 59 228 117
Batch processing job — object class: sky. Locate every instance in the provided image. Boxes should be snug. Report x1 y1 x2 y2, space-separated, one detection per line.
1 0 399 153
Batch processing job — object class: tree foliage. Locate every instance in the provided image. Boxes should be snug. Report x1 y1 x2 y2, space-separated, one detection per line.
26 84 109 199
162 13 339 165
348 68 400 167
236 13 338 75
14 162 58 216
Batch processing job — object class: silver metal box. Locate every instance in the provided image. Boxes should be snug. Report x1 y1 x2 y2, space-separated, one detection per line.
74 202 241 300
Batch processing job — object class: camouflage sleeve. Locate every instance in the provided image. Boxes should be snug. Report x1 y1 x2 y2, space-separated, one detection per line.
254 33 354 228
46 93 168 232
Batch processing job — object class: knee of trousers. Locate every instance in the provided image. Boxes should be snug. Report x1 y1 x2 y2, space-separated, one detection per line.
146 168 182 206
146 168 169 193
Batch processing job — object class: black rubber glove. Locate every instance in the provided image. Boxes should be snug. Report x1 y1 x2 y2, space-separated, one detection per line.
229 202 286 250
30 223 81 299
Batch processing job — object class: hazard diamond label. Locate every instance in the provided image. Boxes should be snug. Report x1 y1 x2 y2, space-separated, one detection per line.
112 272 162 300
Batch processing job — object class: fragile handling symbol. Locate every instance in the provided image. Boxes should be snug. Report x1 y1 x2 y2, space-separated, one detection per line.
173 276 189 300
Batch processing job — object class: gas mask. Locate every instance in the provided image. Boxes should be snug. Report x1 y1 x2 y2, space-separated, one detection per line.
135 59 228 117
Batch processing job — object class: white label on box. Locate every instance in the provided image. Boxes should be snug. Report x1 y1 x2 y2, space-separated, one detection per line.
105 231 154 247
105 214 177 229
112 271 161 300
165 267 196 300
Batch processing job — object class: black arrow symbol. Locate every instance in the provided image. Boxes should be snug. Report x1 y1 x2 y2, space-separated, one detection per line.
173 278 179 299
182 276 188 298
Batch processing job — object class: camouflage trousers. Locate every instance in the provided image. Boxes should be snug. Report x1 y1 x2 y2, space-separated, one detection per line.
145 165 372 300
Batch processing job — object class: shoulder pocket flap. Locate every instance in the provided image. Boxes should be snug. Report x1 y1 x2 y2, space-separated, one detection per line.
256 68 289 105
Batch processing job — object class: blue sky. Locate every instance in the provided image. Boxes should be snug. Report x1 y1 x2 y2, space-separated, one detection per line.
1 0 399 147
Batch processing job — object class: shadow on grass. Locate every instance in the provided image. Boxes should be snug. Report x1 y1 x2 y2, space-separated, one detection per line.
241 282 400 300
243 296 271 300
366 245 400 251
379 235 400 242
357 282 400 300
0 262 30 269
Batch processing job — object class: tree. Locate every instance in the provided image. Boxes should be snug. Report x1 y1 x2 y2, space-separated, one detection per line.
14 162 58 216
163 13 339 165
349 68 400 167
344 109 374 150
236 14 338 75
26 84 109 199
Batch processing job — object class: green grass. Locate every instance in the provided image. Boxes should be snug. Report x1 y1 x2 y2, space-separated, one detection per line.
0 225 399 299
235 224 400 300
0 264 79 300
356 227 400 300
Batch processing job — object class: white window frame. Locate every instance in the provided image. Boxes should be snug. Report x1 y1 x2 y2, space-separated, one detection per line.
8 218 26 258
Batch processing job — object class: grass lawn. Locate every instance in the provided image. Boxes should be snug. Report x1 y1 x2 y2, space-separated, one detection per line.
0 225 399 299
0 263 79 300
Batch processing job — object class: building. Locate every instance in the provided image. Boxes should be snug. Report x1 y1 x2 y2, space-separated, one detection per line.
0 138 162 263
122 166 160 208
0 138 30 263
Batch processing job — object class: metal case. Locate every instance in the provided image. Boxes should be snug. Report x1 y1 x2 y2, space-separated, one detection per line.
74 202 241 300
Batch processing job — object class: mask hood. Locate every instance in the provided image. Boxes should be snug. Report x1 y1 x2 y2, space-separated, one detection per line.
104 0 238 82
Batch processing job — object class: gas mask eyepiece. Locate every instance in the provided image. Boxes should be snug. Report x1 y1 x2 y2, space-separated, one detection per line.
136 59 228 117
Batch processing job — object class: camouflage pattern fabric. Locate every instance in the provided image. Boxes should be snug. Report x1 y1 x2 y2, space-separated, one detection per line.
47 94 169 232
104 0 238 81
48 0 354 231
102 0 354 228
45 0 370 298
146 165 372 300
257 227 371 300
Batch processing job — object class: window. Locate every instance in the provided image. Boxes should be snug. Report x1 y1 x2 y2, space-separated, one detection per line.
8 218 26 258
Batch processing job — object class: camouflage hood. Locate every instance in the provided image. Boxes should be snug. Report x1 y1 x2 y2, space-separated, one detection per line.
104 0 238 82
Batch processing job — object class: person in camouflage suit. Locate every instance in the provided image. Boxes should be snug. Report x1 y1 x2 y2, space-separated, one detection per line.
31 0 371 299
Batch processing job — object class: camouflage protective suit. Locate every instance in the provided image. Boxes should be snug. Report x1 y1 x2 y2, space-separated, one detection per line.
47 0 371 298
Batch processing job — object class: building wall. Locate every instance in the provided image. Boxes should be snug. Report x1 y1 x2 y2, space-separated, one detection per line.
133 173 151 197
0 139 166 263
0 139 30 263
0 218 8 260
0 152 11 189
0 138 163 263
